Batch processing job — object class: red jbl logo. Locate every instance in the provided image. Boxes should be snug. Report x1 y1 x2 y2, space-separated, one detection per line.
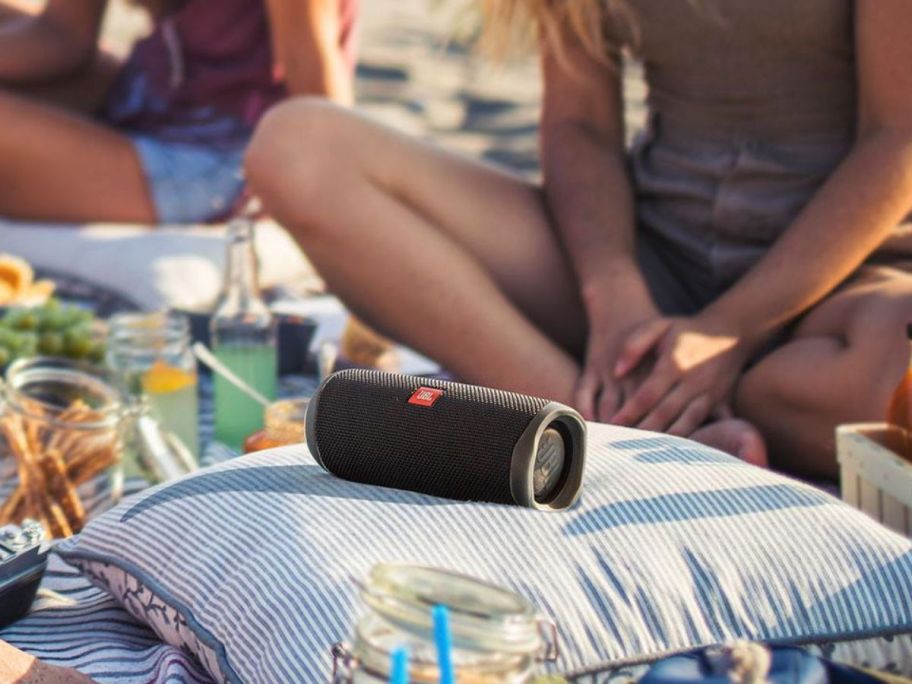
408 387 443 407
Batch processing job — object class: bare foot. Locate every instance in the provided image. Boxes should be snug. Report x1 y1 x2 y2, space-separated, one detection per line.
691 419 768 467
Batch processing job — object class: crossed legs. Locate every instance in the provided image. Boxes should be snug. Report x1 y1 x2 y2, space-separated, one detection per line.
247 98 912 475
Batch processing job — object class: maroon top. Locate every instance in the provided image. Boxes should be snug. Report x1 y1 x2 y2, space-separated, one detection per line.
104 0 359 147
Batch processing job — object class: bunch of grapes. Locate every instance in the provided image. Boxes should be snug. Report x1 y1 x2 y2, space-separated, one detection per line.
0 300 105 369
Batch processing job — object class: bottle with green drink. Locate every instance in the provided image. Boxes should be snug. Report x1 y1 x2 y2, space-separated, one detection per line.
210 210 278 450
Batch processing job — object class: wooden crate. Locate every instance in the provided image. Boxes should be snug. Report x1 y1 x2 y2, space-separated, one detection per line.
837 423 912 537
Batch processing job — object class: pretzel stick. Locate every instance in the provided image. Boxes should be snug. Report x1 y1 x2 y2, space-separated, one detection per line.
45 500 73 538
40 449 85 531
0 486 23 525
2 417 51 522
45 401 94 455
69 447 118 486
3 415 69 535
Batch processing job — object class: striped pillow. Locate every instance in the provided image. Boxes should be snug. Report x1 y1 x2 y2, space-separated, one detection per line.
56 423 912 683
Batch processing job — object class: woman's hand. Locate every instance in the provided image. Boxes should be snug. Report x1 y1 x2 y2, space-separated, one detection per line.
609 313 760 435
575 297 659 422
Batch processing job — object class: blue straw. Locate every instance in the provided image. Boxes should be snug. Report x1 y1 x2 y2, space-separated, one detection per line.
389 646 409 684
433 605 455 684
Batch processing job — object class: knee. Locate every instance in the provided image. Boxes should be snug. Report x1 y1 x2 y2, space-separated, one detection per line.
844 294 912 419
737 293 912 422
245 97 354 228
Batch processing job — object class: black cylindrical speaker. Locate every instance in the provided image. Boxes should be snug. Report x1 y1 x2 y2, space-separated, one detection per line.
305 370 587 510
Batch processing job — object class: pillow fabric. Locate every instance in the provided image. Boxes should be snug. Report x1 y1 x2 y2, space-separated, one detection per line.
56 424 912 683
0 555 211 684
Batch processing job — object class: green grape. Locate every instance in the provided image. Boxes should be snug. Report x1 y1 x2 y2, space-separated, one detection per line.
3 310 23 328
88 341 106 364
0 346 9 368
38 331 64 356
58 309 82 327
18 332 37 357
40 310 69 332
3 334 18 354
63 328 93 359
61 307 92 327
14 311 38 331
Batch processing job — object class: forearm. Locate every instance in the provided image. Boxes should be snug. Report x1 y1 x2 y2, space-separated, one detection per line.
706 128 912 343
0 15 95 83
282 45 352 104
267 0 353 106
542 121 653 320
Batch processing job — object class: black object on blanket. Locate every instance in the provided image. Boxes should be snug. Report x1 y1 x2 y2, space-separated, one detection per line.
305 370 587 510
0 521 48 628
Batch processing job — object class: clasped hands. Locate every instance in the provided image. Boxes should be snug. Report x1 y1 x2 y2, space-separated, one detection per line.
575 310 756 437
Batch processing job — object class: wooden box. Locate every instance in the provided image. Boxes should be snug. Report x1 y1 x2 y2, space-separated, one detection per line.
836 423 912 536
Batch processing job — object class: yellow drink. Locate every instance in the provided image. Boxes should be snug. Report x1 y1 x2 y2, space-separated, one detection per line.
142 361 200 460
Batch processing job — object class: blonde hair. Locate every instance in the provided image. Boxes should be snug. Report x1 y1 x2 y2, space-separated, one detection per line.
479 0 632 64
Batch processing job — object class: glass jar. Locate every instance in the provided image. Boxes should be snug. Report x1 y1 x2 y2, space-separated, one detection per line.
0 358 126 538
243 397 309 453
106 312 199 465
333 564 559 683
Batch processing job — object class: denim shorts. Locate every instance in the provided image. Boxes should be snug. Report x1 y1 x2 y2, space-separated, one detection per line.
130 135 248 224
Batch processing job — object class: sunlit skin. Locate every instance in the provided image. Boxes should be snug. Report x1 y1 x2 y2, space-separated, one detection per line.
247 1 912 477
0 0 352 223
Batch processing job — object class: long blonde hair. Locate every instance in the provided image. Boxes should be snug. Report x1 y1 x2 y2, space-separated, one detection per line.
479 0 632 64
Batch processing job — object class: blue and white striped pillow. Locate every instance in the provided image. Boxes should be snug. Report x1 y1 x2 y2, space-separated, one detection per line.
56 423 912 683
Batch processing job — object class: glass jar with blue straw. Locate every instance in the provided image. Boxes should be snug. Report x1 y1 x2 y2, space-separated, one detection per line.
331 564 560 683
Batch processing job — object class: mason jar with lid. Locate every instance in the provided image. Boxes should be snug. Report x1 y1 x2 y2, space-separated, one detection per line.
106 312 199 464
0 358 126 538
333 564 560 683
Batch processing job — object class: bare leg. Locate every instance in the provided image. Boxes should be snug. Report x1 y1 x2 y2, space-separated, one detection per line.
13 48 122 115
0 2 152 222
735 265 912 479
0 89 155 222
246 98 587 403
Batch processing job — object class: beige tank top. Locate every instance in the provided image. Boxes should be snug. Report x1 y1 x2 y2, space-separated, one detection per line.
614 1 912 295
622 0 856 141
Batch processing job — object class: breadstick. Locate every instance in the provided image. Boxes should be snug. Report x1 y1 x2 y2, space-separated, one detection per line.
0 486 24 525
70 448 118 486
45 500 73 539
39 449 85 532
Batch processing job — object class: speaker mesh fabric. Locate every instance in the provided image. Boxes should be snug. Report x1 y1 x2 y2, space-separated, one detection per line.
312 370 550 504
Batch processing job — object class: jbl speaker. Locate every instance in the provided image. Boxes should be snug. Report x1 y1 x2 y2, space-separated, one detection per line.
305 369 587 510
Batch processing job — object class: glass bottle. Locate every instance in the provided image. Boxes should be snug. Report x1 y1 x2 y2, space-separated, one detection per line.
210 214 278 450
332 564 559 683
106 311 199 465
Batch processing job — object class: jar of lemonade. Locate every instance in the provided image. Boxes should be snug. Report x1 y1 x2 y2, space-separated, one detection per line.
106 312 199 468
